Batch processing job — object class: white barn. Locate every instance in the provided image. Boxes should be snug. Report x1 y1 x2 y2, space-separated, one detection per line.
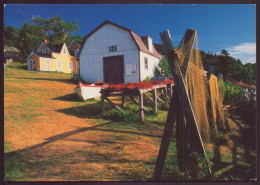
79 20 162 83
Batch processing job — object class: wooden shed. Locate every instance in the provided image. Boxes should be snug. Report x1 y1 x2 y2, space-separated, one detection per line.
79 20 162 83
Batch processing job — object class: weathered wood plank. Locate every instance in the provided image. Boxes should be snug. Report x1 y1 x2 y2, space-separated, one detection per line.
153 89 158 115
153 30 212 180
121 95 125 108
101 93 105 112
153 30 177 180
130 96 148 113
143 92 153 102
207 65 214 80
156 95 164 104
139 91 144 122
103 96 124 113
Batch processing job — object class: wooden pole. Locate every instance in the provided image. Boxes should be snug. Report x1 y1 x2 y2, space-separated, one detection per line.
153 30 212 180
207 65 214 80
170 84 173 98
121 95 125 108
101 92 105 112
156 95 164 104
153 30 176 180
103 96 124 113
143 92 153 102
130 96 148 113
139 90 144 122
164 86 168 103
153 88 158 115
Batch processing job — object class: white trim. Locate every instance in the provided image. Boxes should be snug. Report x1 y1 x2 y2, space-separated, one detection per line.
57 59 62 69
61 43 71 56
28 59 33 71
27 52 39 60
74 49 79 56
39 58 41 70
36 42 52 53
45 59 50 71
69 61 73 70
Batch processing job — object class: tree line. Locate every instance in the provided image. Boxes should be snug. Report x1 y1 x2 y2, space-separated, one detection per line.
4 15 83 62
154 44 256 85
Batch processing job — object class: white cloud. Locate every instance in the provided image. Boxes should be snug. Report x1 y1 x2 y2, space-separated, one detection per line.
226 43 256 64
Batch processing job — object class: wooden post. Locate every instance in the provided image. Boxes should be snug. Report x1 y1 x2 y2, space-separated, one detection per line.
207 65 214 80
153 30 212 180
170 84 173 98
156 95 164 104
130 96 148 113
143 92 153 102
139 90 144 122
164 86 168 103
176 79 186 172
153 30 176 180
153 88 158 115
101 92 105 112
104 96 124 113
121 95 125 108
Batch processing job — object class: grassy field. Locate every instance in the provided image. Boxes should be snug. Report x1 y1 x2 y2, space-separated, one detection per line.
4 63 256 181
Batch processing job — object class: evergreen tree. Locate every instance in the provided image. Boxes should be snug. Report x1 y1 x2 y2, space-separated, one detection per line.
18 21 45 62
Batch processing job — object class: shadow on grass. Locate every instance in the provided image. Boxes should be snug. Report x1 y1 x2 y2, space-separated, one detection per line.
53 93 83 102
4 120 156 181
56 102 101 118
17 77 76 85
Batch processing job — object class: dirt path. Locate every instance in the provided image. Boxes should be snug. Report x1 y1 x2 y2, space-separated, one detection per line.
4 68 164 181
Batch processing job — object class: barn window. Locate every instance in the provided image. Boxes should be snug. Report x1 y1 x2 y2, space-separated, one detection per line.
109 45 117 52
69 61 73 70
57 60 62 69
144 57 148 70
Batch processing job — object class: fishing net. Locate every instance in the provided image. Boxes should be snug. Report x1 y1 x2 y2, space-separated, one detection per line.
176 29 226 142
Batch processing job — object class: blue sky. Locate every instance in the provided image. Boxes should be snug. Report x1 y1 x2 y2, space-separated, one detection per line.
4 4 256 64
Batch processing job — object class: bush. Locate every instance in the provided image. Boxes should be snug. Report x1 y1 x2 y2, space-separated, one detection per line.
143 76 152 82
223 81 243 104
7 62 28 70
99 109 139 123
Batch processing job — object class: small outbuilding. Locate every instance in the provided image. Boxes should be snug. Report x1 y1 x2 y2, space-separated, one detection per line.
79 20 162 83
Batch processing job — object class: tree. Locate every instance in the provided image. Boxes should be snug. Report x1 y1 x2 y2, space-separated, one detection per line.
4 26 19 47
18 21 45 62
32 14 79 44
65 34 83 46
156 56 172 77
220 49 230 57
154 43 165 55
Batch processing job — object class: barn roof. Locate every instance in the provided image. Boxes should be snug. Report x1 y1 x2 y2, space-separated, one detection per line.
79 20 162 59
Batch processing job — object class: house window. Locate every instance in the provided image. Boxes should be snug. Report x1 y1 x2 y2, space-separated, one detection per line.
69 61 73 70
39 49 43 53
63 48 66 54
144 57 148 70
57 60 62 69
45 49 49 54
74 49 79 56
109 45 117 52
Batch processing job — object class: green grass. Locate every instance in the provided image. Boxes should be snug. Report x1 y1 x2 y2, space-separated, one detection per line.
4 154 30 181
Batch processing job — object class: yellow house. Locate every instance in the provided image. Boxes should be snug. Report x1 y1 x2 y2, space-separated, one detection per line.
27 40 80 73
